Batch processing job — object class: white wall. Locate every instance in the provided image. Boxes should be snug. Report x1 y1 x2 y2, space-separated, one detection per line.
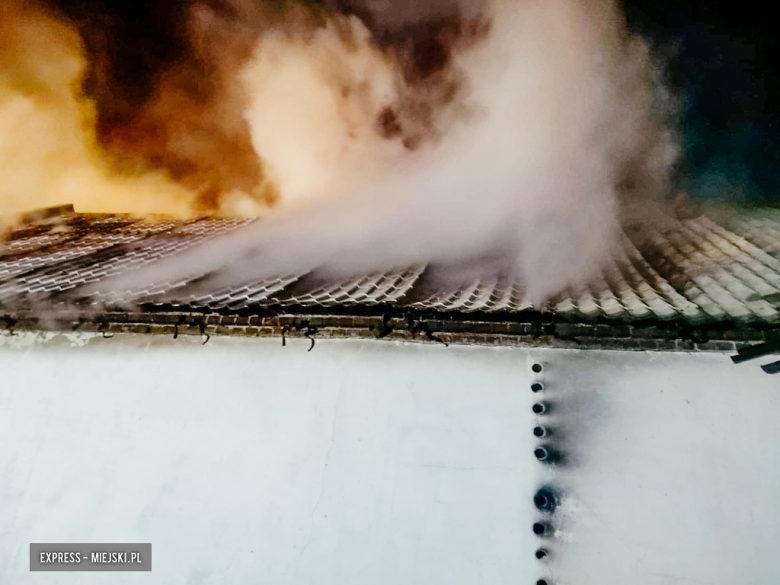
524 347 780 585
0 334 540 585
1 333 779 585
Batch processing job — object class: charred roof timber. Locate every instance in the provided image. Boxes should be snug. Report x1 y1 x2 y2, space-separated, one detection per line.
20 204 75 224
731 332 780 374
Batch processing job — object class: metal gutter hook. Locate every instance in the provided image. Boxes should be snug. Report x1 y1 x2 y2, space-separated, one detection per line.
97 323 113 338
304 324 318 352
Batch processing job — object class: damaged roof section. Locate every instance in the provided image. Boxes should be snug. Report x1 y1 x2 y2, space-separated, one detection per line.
2 204 780 357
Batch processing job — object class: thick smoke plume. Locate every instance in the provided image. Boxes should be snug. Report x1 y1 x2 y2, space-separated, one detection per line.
2 0 678 304
0 0 203 217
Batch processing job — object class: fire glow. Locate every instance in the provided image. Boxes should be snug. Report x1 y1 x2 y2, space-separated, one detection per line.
0 0 678 304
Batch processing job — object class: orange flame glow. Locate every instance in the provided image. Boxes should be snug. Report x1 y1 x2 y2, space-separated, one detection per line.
0 1 213 218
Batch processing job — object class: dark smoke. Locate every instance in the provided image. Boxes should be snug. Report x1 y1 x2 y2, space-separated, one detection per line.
45 0 488 211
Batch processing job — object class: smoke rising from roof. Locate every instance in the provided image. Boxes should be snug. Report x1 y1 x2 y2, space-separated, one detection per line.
3 0 678 305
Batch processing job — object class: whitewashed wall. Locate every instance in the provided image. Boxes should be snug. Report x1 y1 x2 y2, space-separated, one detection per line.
0 334 539 585
1 332 778 584
532 348 780 585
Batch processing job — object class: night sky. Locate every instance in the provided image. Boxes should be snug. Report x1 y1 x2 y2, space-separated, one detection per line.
624 0 780 202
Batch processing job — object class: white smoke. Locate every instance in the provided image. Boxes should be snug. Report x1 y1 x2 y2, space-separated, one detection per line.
82 0 677 307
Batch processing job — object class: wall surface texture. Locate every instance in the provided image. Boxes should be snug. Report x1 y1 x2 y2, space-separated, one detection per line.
0 332 778 584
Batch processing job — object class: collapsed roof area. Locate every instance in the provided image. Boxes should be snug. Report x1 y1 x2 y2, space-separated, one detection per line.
2 204 780 356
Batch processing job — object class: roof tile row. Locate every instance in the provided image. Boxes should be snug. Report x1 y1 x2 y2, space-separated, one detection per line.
3 207 780 324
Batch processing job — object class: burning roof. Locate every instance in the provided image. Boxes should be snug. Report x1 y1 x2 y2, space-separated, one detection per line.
1 204 780 356
1 1 776 363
